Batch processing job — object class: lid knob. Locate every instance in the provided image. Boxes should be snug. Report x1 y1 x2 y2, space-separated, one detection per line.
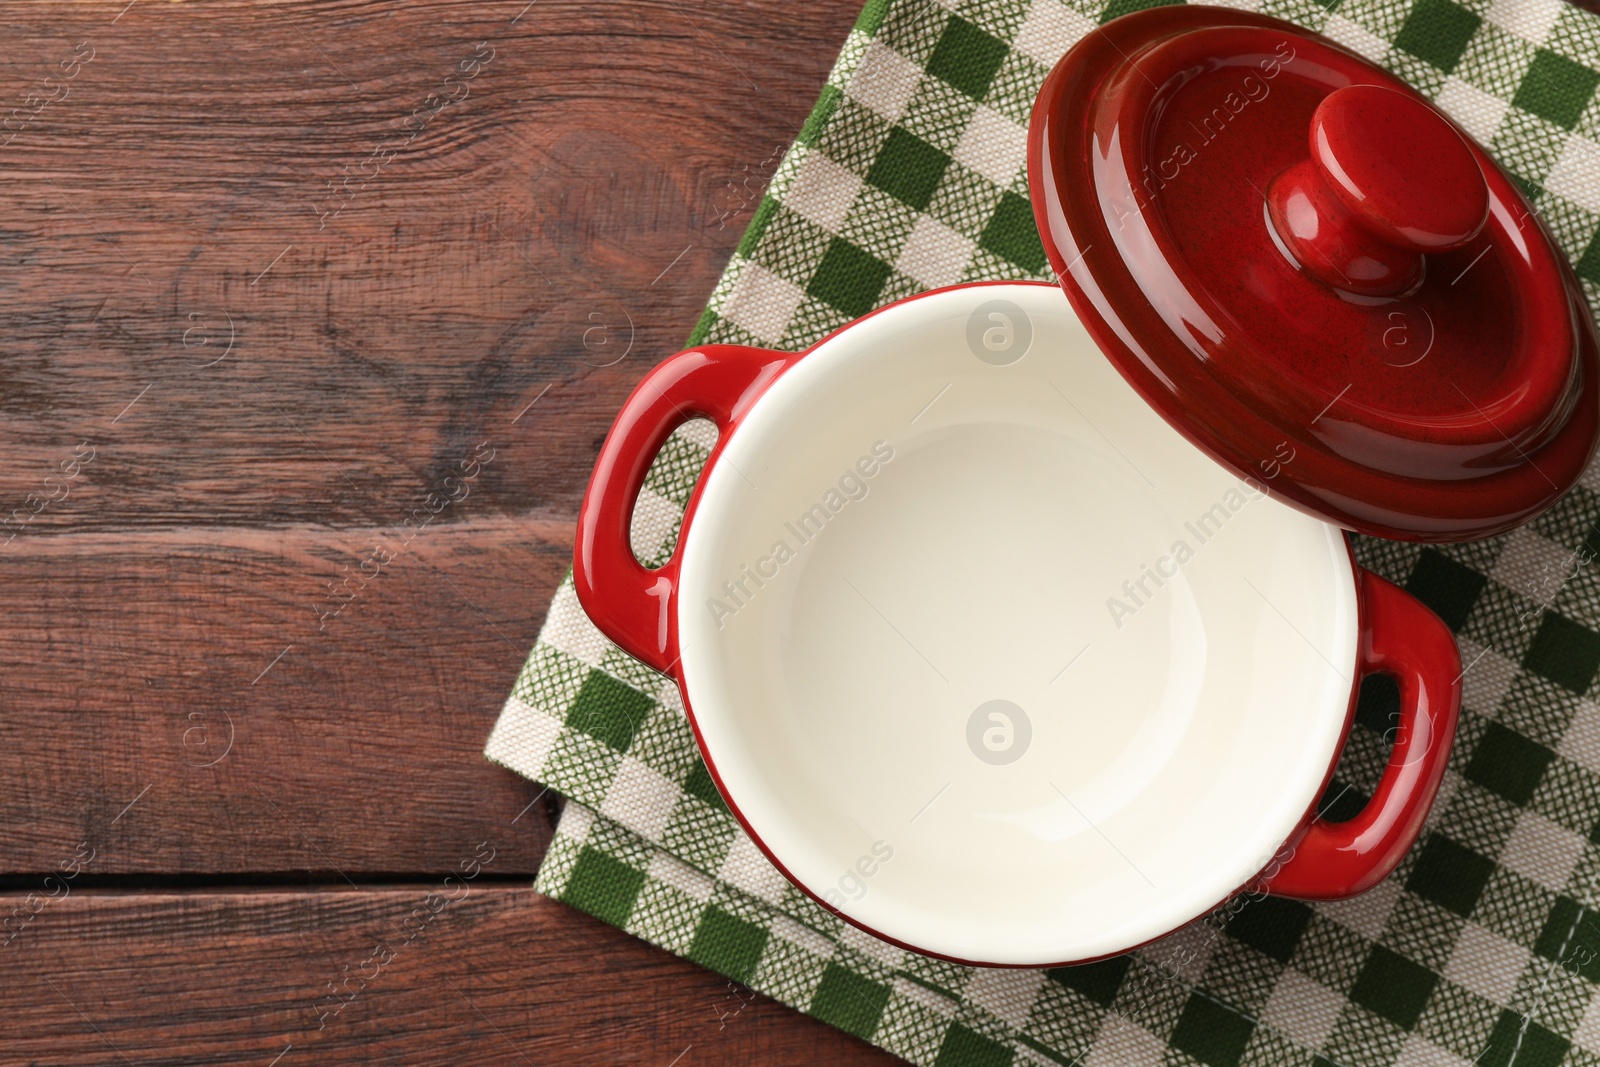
1266 84 1489 297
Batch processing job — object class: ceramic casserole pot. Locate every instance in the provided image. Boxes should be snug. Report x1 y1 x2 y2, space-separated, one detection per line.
572 6 1600 965
576 281 1457 965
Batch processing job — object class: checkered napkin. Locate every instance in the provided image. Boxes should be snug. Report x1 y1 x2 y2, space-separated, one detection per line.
486 0 1600 1062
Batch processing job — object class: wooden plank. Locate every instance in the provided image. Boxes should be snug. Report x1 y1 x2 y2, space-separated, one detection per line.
0 885 900 1065
0 516 571 874
0 0 846 530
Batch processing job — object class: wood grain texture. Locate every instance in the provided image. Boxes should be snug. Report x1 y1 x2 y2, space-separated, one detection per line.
0 0 804 531
0 0 851 873
0 886 897 1064
0 0 892 1060
0 517 570 875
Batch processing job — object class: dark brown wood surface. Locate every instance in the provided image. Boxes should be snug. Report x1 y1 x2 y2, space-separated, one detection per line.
5 887 892 1064
0 0 897 1060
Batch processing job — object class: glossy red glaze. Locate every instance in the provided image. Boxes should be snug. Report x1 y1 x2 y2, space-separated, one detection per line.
1029 6 1600 541
1311 85 1490 253
1265 569 1461 899
1267 158 1425 298
574 287 1465 964
573 343 797 674
1265 86 1488 298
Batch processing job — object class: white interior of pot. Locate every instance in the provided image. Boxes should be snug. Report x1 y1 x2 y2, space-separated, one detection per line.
675 282 1359 965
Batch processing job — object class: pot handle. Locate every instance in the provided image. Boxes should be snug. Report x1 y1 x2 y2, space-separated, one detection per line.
1262 570 1461 900
574 345 795 676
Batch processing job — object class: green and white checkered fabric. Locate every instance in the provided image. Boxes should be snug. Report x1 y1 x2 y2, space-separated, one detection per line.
485 0 1600 1062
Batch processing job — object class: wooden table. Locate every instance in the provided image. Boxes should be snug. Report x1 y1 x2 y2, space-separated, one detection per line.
0 0 899 1061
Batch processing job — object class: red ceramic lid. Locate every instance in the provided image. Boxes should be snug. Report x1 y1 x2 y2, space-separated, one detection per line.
1027 5 1600 541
